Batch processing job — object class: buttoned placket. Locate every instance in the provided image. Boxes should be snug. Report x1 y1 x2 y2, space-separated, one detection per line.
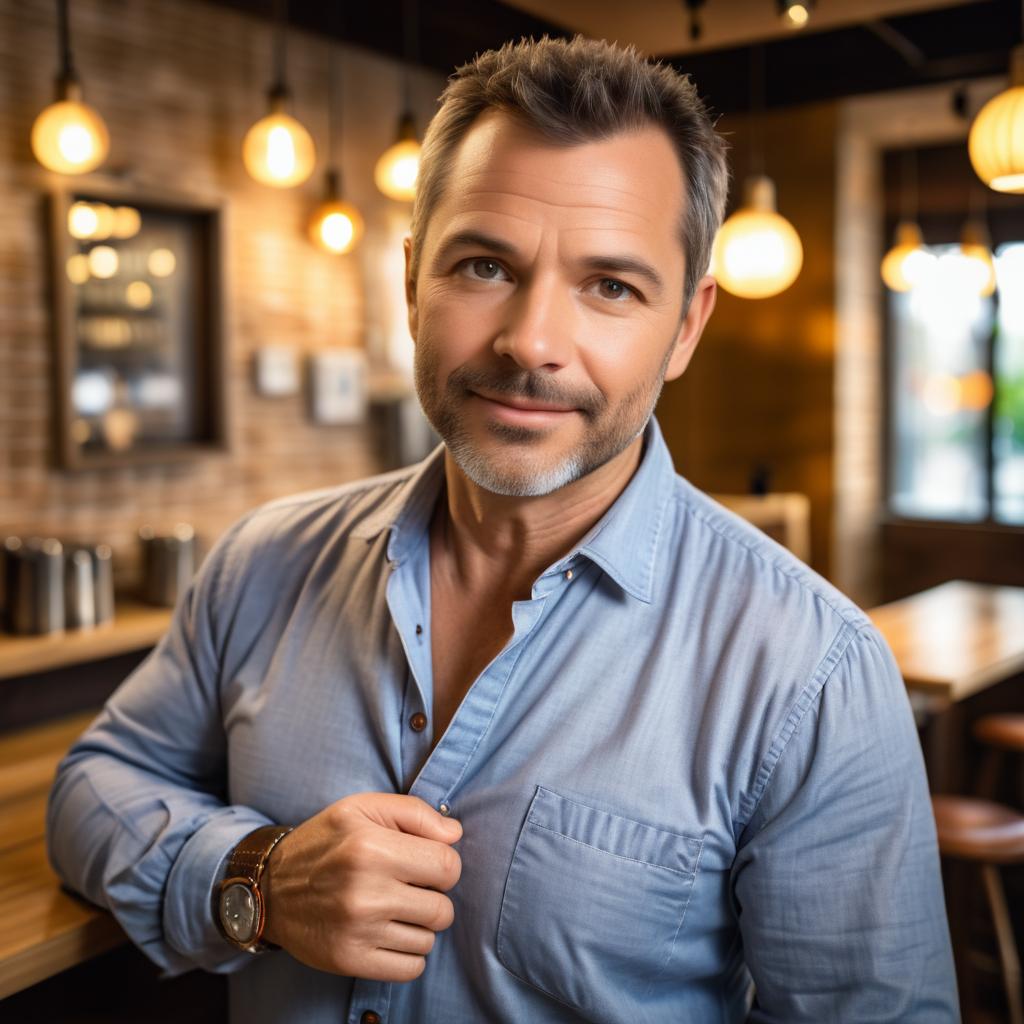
345 544 584 1023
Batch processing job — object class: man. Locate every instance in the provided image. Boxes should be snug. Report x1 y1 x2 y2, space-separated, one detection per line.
48 35 958 1023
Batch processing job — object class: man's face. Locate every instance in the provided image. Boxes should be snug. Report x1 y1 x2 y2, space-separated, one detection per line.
407 110 714 497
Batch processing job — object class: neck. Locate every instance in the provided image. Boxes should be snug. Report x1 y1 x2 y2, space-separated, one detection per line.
431 434 645 601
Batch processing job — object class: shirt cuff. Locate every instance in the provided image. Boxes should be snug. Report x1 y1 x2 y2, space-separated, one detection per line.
163 805 276 973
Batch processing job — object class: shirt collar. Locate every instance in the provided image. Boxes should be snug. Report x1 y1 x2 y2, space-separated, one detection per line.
352 416 676 604
570 416 675 604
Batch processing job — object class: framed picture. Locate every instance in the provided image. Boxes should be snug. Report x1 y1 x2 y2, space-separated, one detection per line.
48 181 228 468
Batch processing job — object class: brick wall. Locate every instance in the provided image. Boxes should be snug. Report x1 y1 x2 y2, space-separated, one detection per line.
0 0 443 587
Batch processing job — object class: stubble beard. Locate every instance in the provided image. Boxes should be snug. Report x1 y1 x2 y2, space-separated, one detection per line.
414 340 675 498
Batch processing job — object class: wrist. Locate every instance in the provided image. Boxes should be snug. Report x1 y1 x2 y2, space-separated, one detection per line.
215 824 293 953
260 831 291 948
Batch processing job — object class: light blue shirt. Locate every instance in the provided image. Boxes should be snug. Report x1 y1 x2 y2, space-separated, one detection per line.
47 417 958 1023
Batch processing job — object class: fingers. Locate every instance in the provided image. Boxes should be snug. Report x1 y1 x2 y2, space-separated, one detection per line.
370 828 462 892
359 948 428 984
391 883 456 934
377 920 438 957
353 793 463 845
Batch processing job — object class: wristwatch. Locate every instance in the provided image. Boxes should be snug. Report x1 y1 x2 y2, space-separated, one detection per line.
216 824 293 953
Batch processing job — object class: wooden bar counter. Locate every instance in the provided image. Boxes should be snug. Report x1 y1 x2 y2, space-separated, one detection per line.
0 603 172 999
0 712 124 999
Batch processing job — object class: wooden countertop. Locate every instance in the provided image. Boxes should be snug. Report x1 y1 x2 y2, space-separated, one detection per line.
868 580 1024 703
0 712 125 999
0 602 172 681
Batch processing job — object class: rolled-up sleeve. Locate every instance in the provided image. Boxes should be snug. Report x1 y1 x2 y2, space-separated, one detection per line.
46 520 272 976
731 625 959 1022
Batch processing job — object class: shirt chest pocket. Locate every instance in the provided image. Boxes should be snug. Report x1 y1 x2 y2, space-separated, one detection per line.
496 786 704 1023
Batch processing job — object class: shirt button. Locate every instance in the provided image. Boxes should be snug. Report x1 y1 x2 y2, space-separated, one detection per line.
564 568 574 580
409 712 428 732
438 803 450 816
415 623 423 635
360 1013 381 1024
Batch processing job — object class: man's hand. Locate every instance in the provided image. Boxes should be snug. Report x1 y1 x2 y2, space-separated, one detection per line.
261 792 463 981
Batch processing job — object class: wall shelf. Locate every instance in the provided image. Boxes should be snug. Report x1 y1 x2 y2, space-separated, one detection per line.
0 602 172 681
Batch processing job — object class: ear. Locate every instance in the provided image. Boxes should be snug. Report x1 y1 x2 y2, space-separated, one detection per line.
664 274 716 382
403 236 418 342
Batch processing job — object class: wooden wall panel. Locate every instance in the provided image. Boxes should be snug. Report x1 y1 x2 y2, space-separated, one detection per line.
657 102 838 578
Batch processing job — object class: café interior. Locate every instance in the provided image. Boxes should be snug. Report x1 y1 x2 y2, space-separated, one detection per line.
2 0 1024 1020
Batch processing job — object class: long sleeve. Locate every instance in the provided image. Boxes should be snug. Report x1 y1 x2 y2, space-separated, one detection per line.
45 520 273 977
731 625 960 1022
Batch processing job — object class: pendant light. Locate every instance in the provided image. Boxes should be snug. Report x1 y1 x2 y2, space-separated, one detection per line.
881 148 935 292
712 46 803 299
243 0 316 188
968 2 1024 194
31 0 109 175
778 0 813 30
309 39 363 254
375 0 421 201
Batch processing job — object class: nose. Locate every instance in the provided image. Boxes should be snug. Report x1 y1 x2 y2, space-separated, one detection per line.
492 274 574 371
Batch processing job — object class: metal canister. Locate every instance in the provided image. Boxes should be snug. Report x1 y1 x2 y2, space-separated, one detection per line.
139 523 196 607
92 543 114 625
1 536 22 632
8 537 65 635
64 548 96 629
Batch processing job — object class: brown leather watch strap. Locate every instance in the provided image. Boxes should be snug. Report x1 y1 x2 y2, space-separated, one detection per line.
226 824 293 884
218 824 293 952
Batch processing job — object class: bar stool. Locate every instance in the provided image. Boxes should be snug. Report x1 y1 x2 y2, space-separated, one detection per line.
933 796 1024 1024
974 714 1024 800
933 712 1024 1024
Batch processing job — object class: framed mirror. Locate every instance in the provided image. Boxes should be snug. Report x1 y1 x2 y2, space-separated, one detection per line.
48 182 228 468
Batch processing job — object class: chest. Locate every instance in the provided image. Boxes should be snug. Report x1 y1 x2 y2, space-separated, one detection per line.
429 573 514 751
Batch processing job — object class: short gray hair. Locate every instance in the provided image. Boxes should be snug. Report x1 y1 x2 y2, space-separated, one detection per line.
409 35 729 311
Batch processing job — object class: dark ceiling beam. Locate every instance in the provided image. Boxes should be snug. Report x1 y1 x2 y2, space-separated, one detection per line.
203 0 1020 115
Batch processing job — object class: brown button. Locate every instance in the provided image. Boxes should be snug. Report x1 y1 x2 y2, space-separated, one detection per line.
360 1013 381 1024
409 712 428 732
415 623 423 635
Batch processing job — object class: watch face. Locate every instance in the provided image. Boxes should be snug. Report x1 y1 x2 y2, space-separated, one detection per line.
221 882 258 944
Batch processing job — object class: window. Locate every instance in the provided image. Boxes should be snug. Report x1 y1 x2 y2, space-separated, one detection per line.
885 145 1024 528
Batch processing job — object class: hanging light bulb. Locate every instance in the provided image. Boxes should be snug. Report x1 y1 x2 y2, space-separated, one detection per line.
243 93 316 187
968 45 1024 193
31 0 109 175
309 40 363 254
712 176 803 299
309 172 364 254
957 218 997 297
242 1 315 188
881 221 936 292
376 0 421 202
778 0 813 30
375 112 420 201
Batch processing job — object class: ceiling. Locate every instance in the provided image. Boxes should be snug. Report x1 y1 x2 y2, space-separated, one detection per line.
501 0 985 57
207 0 1021 113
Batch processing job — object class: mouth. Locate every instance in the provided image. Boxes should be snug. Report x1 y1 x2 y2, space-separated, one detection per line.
469 390 579 426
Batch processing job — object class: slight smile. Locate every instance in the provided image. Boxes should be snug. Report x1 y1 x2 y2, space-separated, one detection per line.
470 391 580 427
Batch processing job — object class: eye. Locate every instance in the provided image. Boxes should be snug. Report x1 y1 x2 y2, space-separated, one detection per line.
461 258 508 281
596 278 635 301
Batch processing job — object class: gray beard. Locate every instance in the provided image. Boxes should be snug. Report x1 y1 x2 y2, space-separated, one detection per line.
414 344 673 498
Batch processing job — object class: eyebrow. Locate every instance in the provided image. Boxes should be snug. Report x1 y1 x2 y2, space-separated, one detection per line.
578 255 665 297
433 230 666 297
433 230 520 267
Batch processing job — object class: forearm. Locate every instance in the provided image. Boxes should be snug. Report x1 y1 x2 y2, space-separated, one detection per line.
47 747 272 975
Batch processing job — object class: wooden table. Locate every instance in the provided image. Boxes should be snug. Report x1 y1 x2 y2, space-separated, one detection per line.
868 580 1024 792
0 711 126 999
